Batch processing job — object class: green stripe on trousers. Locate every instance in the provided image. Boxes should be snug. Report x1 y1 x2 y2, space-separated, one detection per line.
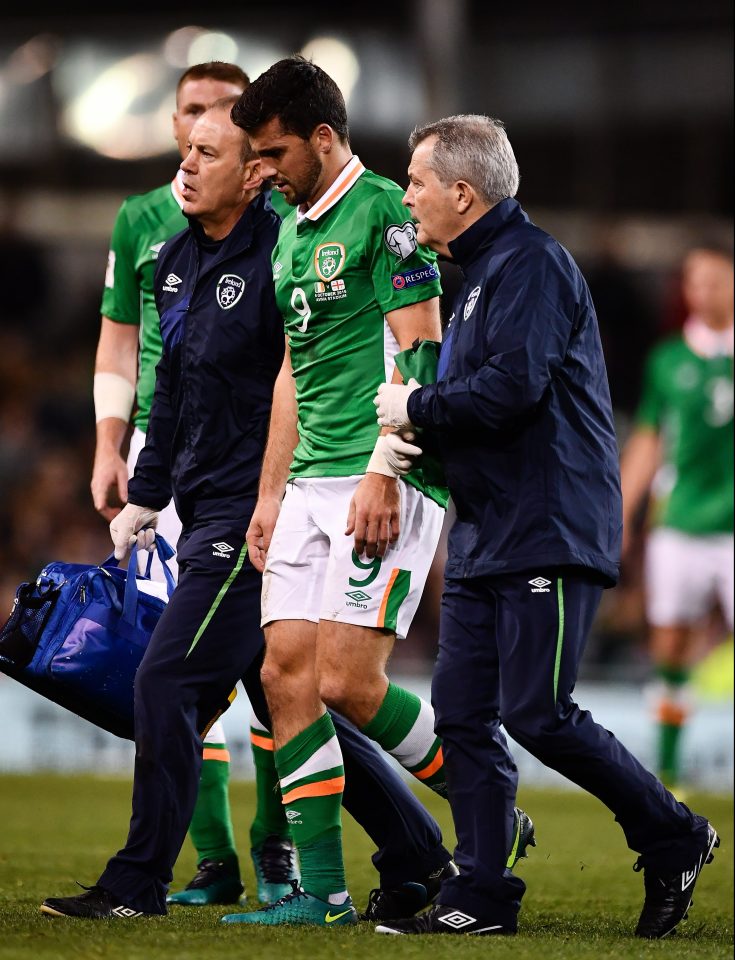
553 577 565 700
185 543 248 658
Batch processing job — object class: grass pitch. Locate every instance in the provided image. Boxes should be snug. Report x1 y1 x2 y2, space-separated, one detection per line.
0 774 731 960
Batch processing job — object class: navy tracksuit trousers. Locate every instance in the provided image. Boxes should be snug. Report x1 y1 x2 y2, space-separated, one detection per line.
432 565 709 927
98 522 449 913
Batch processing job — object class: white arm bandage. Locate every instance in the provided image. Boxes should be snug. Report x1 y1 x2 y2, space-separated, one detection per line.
93 372 136 424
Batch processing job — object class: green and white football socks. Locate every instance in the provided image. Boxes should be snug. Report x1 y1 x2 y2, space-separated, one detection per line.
276 712 347 902
654 664 691 790
187 740 237 862
221 713 353 926
362 682 447 797
249 711 300 903
249 713 289 847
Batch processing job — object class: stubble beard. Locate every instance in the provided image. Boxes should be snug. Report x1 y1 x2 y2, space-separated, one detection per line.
288 145 323 207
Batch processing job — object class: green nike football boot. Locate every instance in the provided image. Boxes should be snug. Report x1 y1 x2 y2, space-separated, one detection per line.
221 881 357 926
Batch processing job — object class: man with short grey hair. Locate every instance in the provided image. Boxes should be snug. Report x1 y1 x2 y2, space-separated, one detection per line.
373 114 718 939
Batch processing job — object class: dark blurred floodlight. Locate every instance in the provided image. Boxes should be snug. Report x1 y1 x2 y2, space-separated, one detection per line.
59 51 172 159
187 30 238 65
300 36 360 107
163 26 208 69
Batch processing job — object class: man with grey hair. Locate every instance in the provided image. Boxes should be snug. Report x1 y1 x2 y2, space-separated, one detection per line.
373 114 718 938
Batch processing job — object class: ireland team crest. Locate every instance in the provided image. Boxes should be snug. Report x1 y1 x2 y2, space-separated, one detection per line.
314 243 345 282
216 274 245 310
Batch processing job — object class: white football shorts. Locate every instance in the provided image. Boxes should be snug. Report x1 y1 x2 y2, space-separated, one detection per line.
128 427 180 581
645 527 734 629
261 476 445 639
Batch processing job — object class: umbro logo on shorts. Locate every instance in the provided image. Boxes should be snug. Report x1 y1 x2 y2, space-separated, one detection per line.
528 577 551 593
345 589 371 608
286 809 302 824
212 541 234 558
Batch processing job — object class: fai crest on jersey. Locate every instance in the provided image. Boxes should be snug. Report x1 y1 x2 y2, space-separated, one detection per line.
216 274 245 310
384 221 418 261
314 243 345 282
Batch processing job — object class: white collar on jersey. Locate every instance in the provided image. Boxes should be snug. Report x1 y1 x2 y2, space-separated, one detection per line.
170 171 186 210
296 155 366 225
683 315 734 358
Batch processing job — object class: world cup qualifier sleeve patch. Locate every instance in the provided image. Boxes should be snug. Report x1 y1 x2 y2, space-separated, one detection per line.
383 221 418 261
392 263 440 290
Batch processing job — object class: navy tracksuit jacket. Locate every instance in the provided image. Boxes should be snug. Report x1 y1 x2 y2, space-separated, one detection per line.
407 199 707 925
97 193 449 913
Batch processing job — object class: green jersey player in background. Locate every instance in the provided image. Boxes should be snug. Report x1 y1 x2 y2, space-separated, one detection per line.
90 60 296 907
620 245 734 793
226 57 533 928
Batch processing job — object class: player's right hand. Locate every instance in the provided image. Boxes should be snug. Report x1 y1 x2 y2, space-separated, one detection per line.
91 450 129 521
246 496 282 572
346 473 401 559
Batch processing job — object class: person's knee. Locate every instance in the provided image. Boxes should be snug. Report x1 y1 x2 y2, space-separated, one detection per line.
502 702 557 752
317 663 387 726
317 670 352 715
134 658 176 704
430 672 454 720
260 644 311 701
259 656 287 700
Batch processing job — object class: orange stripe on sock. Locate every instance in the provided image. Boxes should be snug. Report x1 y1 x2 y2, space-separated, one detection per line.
281 776 345 804
414 746 443 781
250 732 275 751
377 568 400 628
203 748 231 762
657 702 688 726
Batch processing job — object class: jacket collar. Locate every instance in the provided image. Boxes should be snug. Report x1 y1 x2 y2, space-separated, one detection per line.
448 198 527 271
187 191 272 253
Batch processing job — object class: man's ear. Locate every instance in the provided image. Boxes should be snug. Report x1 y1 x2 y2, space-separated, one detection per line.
243 157 263 191
456 180 474 215
312 123 335 154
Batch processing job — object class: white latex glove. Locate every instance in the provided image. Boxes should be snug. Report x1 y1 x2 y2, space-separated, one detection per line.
109 503 159 560
374 378 421 430
366 432 423 478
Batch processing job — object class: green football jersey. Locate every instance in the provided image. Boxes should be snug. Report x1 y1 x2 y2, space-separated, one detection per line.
100 179 186 432
272 157 444 503
635 335 734 534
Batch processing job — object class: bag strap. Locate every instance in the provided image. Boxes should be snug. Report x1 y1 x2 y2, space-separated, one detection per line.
141 536 176 596
122 536 177 625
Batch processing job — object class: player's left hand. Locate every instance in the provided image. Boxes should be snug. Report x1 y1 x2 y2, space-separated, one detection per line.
374 378 421 430
346 473 401 558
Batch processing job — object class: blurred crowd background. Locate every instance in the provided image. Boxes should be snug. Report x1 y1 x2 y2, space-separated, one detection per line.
0 0 732 689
